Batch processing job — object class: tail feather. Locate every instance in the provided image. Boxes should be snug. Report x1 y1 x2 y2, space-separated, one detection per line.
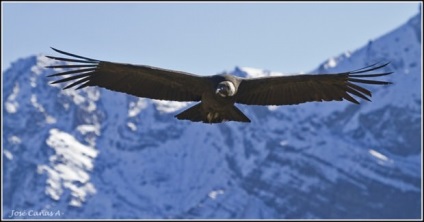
175 103 251 123
175 103 205 122
227 105 251 123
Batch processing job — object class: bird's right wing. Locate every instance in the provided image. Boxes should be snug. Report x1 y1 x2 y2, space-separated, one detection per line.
46 48 208 102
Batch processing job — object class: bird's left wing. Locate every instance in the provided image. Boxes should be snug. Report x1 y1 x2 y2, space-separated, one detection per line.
46 48 207 102
235 63 392 106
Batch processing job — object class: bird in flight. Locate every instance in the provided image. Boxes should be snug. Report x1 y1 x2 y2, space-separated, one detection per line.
46 48 392 123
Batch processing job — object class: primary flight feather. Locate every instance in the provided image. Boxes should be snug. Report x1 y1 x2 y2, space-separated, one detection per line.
46 48 392 123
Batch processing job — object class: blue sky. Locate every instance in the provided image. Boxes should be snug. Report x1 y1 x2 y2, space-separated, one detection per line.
2 2 420 75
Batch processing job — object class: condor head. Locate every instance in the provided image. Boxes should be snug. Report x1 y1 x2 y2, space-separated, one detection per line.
215 81 236 97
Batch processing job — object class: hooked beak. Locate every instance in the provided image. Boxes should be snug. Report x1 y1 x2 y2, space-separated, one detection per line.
216 86 227 97
215 87 223 94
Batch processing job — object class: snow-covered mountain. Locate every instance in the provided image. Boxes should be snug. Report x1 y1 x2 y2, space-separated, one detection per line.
3 11 421 219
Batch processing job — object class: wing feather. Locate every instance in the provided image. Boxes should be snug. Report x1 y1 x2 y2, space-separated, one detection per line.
236 62 392 106
46 48 205 102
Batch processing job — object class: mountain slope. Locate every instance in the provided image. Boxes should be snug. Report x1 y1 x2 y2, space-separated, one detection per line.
3 12 421 219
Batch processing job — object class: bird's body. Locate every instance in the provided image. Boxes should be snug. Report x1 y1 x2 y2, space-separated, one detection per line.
46 48 392 123
175 74 251 123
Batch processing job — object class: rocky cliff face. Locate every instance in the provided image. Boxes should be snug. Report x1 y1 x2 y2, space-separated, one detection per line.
3 12 421 219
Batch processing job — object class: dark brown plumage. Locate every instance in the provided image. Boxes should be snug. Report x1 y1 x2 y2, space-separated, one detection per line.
46 48 392 123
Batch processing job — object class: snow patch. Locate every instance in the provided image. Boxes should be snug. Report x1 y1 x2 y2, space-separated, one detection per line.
153 100 189 113
208 189 224 200
4 150 13 160
60 89 86 105
31 54 55 75
77 124 100 136
127 122 137 131
31 94 45 112
324 57 337 69
30 94 56 124
46 116 57 124
279 140 289 146
239 67 267 78
267 105 279 111
239 67 287 78
344 51 351 58
38 129 98 207
5 103 18 114
128 98 148 117
369 149 389 162
30 75 37 87
8 135 22 144
57 88 99 112
86 89 100 112
5 83 20 113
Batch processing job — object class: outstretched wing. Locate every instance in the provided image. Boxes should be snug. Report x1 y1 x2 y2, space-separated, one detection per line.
46 48 206 102
235 63 392 106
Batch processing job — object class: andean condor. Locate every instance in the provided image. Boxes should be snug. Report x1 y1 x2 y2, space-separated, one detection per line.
46 48 392 123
